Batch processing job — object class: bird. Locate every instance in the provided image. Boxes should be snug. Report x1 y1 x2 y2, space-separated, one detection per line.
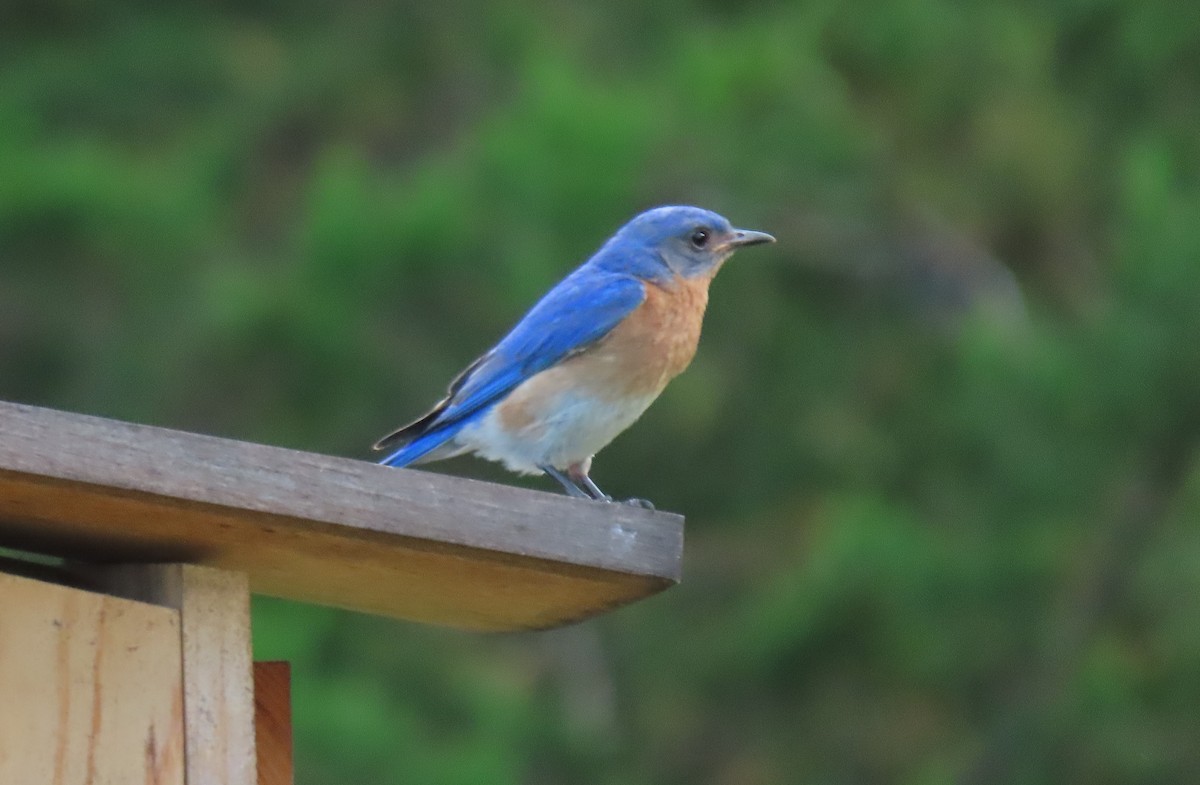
374 205 775 507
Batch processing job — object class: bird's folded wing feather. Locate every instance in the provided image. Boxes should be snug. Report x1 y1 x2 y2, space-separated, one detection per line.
376 270 646 456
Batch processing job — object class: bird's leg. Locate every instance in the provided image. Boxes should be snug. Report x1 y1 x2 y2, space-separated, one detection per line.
570 461 657 510
569 466 613 502
539 464 591 499
553 460 657 510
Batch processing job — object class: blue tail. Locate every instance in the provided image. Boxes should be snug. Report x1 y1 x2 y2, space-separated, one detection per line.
377 409 486 467
379 426 457 467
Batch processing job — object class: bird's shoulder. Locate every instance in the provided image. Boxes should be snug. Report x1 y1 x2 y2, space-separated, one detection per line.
496 265 648 355
560 273 712 396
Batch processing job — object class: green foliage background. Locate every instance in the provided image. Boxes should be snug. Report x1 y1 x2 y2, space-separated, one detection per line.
3 1 1200 783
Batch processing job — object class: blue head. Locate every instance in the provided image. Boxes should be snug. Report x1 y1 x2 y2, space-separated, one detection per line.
592 205 775 281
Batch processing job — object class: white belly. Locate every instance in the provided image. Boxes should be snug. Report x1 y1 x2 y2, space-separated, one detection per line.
456 388 659 474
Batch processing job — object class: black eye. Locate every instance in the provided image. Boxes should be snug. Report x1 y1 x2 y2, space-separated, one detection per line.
690 228 710 249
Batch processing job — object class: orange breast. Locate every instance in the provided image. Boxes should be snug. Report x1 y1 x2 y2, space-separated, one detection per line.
494 274 713 434
574 274 711 398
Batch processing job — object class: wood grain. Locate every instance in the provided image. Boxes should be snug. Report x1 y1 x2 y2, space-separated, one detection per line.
90 564 257 785
0 570 185 785
254 662 293 785
0 400 683 630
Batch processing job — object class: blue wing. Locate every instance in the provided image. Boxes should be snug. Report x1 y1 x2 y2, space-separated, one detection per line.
377 268 646 467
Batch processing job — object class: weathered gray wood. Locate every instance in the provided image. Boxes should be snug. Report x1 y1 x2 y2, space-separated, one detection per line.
0 400 683 630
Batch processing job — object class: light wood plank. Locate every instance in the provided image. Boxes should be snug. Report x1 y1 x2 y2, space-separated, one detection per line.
0 570 185 785
0 400 682 630
254 662 293 785
178 567 256 785
91 564 257 785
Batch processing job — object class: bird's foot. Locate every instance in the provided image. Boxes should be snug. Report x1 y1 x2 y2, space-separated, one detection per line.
545 463 652 509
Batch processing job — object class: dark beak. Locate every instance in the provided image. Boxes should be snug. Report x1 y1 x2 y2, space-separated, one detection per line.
728 228 776 248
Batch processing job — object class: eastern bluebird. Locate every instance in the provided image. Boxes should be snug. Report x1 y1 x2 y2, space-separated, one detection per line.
374 205 775 507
